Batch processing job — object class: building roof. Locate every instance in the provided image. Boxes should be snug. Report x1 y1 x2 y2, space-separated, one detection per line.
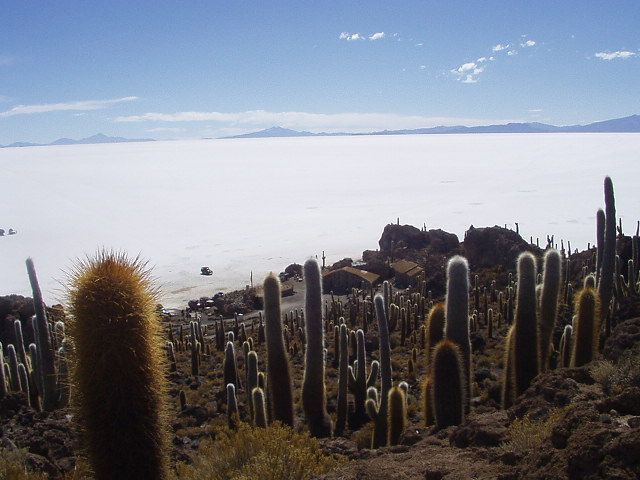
323 266 380 284
391 259 423 276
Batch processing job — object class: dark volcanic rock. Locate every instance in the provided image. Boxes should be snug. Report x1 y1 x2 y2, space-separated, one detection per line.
379 224 459 255
604 317 640 362
463 225 540 270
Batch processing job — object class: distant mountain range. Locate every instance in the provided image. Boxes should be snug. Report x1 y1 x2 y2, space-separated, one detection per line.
1 133 154 148
223 114 640 139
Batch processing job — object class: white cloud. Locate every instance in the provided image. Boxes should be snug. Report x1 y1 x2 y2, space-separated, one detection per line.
521 40 536 47
369 32 385 41
450 62 484 83
507 50 518 56
420 65 426 70
476 57 488 63
113 109 514 133
528 108 543 113
0 96 138 118
415 43 424 47
594 50 636 60
0 94 10 102
492 44 509 52
339 32 363 41
451 62 477 74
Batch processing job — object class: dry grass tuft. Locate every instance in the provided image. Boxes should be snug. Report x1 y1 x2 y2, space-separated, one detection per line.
591 346 640 394
500 407 567 454
0 449 47 480
175 422 345 480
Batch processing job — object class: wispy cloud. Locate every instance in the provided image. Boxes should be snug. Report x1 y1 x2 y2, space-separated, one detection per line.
594 50 636 60
492 44 509 52
0 96 138 118
369 32 385 41
507 50 518 56
339 32 363 41
0 94 11 103
520 39 536 47
528 108 543 113
146 127 186 133
114 109 514 133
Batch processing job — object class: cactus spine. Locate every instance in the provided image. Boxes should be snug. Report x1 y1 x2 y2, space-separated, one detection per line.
263 273 294 426
26 258 58 411
538 249 561 371
301 259 333 437
431 340 465 428
444 256 471 411
68 252 169 480
387 386 407 446
513 252 539 397
570 288 600 367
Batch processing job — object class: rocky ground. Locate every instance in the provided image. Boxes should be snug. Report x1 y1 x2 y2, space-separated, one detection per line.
1 223 639 479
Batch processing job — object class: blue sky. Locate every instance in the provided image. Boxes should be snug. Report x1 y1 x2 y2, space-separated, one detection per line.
1 1 639 143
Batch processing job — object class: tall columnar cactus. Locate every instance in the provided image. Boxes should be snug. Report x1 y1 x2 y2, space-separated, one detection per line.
57 339 70 408
351 354 379 424
223 341 239 399
13 320 28 368
444 256 471 411
68 252 169 480
26 258 57 411
0 344 7 399
18 363 30 404
425 303 445 362
596 208 605 282
421 375 434 426
6 344 20 391
335 323 349 436
263 273 294 426
559 324 573 368
246 351 259 418
598 177 616 334
513 252 539 397
431 340 465 428
538 249 561 371
366 294 393 448
387 385 407 446
252 387 268 428
570 288 600 367
301 259 333 438
226 383 239 430
501 325 516 409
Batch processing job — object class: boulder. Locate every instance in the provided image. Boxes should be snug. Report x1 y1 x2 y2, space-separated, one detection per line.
463 226 540 270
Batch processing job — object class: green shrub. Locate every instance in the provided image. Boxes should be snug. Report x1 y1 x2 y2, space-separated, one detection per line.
176 422 345 480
